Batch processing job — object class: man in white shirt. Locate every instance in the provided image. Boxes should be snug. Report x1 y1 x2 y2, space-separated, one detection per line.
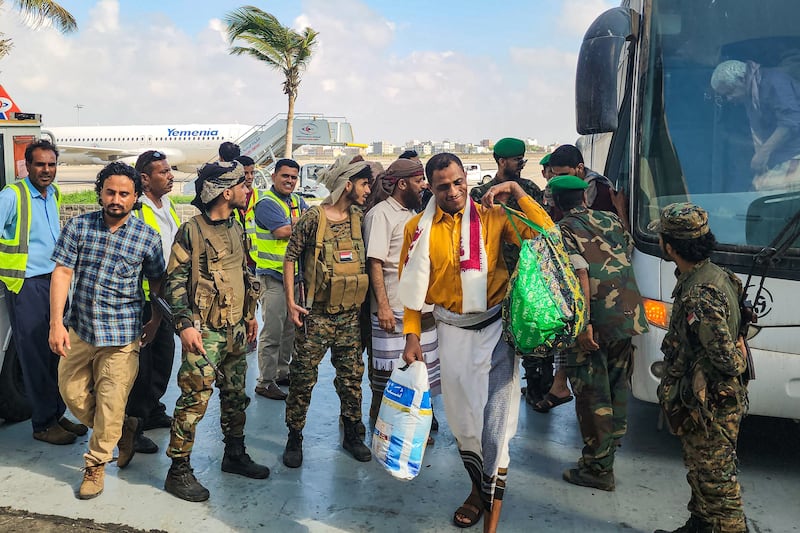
363 158 440 421
126 150 180 453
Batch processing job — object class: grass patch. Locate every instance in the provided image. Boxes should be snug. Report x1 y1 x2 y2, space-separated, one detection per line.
61 191 97 204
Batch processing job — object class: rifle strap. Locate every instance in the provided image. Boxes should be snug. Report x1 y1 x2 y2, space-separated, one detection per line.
305 206 328 308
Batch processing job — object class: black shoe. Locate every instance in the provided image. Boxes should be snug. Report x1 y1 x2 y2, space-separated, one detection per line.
342 420 371 462
282 429 303 468
142 411 173 431
562 466 615 491
255 383 287 400
276 376 290 387
339 414 366 439
430 411 439 432
165 457 209 502
221 436 270 479
654 515 713 533
134 433 159 454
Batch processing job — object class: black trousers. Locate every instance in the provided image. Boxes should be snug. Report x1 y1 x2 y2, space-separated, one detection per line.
4 278 66 432
126 304 175 422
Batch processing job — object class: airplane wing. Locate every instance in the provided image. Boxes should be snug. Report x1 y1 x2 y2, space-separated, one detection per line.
58 144 140 160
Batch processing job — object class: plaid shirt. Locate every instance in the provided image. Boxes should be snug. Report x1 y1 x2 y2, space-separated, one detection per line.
52 210 165 347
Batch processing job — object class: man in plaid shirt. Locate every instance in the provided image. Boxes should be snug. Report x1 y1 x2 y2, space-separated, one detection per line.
49 162 165 500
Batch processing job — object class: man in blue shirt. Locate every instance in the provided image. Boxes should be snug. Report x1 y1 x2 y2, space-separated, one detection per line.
0 140 87 445
49 162 165 500
253 159 308 400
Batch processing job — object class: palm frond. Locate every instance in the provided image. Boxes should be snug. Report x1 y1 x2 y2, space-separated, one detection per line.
15 0 77 33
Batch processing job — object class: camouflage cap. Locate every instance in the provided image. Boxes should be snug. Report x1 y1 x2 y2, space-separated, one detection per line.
647 202 709 239
193 161 246 208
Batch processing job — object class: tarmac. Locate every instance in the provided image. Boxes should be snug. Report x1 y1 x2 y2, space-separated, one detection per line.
1 340 799 532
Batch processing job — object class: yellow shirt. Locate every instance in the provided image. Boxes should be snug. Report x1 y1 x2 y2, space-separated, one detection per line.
400 196 554 336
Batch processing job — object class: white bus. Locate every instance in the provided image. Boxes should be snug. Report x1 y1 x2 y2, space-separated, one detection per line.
576 0 800 419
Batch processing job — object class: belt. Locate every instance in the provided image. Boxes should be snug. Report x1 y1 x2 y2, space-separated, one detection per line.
460 309 502 331
30 273 52 280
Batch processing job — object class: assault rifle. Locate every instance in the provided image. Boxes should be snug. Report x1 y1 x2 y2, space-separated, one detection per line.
150 293 225 381
296 254 309 335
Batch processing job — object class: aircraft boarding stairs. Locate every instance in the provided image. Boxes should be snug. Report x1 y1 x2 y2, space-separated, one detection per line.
183 113 354 195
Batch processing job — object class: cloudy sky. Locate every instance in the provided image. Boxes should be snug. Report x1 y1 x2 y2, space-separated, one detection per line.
0 0 614 146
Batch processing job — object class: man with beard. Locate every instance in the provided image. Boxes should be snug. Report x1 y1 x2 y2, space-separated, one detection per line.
49 162 165 500
163 161 268 502
0 140 87 445
400 153 553 532
362 159 440 423
126 150 179 455
470 139 550 407
281 155 372 468
651 203 748 533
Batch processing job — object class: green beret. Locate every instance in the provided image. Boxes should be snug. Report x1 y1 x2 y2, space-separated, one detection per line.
548 174 588 193
539 153 551 166
493 137 526 158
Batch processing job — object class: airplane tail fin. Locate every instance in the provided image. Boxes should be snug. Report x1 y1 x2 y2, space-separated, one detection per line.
0 84 22 120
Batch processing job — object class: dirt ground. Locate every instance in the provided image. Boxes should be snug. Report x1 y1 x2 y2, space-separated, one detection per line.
0 507 165 533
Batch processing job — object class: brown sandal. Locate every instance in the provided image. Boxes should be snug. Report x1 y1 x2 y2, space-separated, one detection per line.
453 493 483 528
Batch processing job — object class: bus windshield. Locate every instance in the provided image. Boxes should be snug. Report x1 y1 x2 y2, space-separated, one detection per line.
637 0 800 258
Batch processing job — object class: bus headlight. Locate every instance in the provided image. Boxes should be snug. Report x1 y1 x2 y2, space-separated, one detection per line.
643 298 672 329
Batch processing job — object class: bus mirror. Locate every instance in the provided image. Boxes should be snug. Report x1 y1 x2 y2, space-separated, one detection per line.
576 7 636 135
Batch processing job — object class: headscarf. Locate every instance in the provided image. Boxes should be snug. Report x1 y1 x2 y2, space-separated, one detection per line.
317 155 369 205
364 158 425 212
191 161 246 210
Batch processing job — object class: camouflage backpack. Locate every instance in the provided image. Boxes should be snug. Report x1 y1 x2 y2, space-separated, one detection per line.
500 205 586 357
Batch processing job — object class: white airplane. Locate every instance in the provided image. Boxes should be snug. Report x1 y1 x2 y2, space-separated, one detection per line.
0 83 256 172
45 123 255 171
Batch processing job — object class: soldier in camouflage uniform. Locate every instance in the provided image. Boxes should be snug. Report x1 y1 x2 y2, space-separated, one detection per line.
281 155 373 468
548 175 649 492
163 162 269 502
469 138 551 405
651 203 748 533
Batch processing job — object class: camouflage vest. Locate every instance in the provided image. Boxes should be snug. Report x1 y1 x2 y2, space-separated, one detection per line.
304 206 369 314
185 215 249 329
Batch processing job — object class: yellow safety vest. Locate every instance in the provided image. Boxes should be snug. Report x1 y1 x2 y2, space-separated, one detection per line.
132 200 179 301
253 189 301 273
233 188 260 263
0 179 61 294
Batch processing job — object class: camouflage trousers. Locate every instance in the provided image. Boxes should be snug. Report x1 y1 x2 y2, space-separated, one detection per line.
681 391 746 532
285 306 364 431
565 337 633 473
167 320 250 458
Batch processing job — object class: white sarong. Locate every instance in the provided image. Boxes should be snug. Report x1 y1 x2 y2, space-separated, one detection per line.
435 309 519 507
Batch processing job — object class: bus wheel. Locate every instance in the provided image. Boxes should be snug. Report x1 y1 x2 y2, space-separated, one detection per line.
0 338 31 423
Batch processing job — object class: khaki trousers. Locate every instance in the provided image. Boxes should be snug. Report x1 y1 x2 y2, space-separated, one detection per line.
58 329 139 466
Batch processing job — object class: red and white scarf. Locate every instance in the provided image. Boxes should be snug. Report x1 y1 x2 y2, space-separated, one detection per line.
399 197 488 313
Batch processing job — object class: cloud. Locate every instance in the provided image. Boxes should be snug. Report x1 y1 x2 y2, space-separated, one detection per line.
558 0 617 37
0 0 613 146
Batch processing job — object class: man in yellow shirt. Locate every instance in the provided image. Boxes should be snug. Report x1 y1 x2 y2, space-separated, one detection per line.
400 153 553 532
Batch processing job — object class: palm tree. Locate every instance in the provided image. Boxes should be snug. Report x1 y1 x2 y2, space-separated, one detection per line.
0 0 77 58
224 5 318 158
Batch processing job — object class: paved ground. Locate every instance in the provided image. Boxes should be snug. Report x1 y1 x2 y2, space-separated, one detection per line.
1 343 799 533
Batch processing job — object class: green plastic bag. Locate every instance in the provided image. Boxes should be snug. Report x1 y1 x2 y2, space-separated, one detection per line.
500 206 586 357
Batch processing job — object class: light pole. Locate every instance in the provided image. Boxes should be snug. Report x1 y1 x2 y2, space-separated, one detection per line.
74 104 84 126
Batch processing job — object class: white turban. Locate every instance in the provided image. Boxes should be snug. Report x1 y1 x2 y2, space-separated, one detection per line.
317 155 368 205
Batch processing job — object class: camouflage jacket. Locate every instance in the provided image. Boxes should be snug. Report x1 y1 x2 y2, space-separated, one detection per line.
470 176 543 272
165 214 259 331
660 259 746 383
559 206 648 343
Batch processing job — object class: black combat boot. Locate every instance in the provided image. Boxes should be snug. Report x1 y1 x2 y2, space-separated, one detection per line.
654 515 713 533
282 429 303 468
221 436 270 479
339 414 367 439
342 419 372 462
164 457 210 502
